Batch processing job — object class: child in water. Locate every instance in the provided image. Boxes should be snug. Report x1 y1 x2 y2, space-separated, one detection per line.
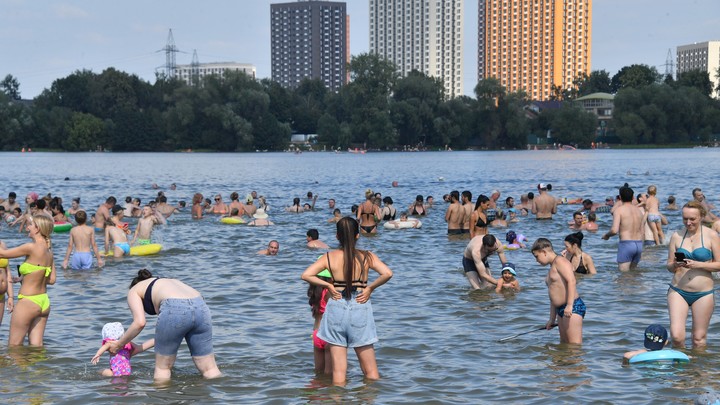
495 263 520 292
91 322 153 376
307 269 333 374
505 230 526 249
623 324 668 364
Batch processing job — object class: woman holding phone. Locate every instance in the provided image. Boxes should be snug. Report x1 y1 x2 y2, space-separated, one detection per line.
666 201 720 348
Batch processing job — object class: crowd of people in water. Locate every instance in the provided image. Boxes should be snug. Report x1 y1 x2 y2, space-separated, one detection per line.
0 181 718 385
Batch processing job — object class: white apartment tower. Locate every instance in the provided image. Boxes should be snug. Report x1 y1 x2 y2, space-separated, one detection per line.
677 41 720 98
370 0 463 98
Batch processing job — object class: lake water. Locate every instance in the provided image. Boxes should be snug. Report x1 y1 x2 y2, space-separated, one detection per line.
1 149 720 404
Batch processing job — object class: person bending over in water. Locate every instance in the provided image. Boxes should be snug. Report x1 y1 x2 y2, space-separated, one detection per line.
462 234 506 290
301 217 393 386
531 238 585 344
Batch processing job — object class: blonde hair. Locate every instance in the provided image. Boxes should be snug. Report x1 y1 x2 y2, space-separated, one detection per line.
32 215 53 249
683 200 707 218
365 189 374 200
647 185 657 196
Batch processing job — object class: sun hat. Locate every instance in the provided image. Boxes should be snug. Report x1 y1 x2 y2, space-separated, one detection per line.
501 263 517 276
253 208 268 219
644 324 668 351
102 322 125 341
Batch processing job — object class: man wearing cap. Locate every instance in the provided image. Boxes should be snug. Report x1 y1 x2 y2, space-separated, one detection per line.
0 192 20 212
602 186 646 271
531 183 557 220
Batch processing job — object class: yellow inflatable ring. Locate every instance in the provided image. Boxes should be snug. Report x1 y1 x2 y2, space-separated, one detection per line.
105 243 162 256
220 217 245 224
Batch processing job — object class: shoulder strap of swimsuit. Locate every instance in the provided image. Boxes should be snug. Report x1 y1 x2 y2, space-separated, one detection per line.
679 230 688 247
325 253 334 282
701 229 705 247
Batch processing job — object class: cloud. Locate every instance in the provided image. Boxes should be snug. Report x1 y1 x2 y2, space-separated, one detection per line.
54 4 89 19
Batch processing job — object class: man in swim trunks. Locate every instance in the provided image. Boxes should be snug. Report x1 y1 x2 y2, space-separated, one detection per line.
94 196 116 232
445 191 464 235
531 184 557 220
603 186 646 271
462 234 507 290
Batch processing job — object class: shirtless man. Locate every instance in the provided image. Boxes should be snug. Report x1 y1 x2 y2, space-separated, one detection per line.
244 196 257 216
328 199 336 210
94 196 116 232
445 191 464 235
569 212 585 230
489 190 501 209
61 210 104 269
462 234 507 290
602 186 646 271
461 191 473 235
692 188 717 223
0 192 20 212
645 185 665 245
228 193 246 217
257 240 279 256
155 195 177 218
306 229 330 249
132 205 160 245
531 184 557 220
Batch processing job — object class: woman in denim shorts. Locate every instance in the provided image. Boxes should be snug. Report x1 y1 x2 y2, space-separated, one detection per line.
107 269 221 381
301 217 393 386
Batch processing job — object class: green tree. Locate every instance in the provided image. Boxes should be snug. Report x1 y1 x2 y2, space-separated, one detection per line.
576 70 612 96
0 74 21 100
675 69 713 97
63 112 105 151
611 64 660 92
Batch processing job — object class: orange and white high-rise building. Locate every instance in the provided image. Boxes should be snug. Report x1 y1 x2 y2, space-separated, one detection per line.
478 0 592 101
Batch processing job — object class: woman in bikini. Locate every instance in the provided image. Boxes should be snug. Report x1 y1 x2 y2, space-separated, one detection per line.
666 201 720 348
286 197 304 213
357 189 380 234
301 217 392 386
470 194 491 239
408 195 426 216
0 215 56 346
563 232 597 275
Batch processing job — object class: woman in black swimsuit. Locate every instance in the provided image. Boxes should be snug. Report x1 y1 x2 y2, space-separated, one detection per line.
470 195 490 239
563 232 597 274
381 197 396 221
357 189 380 234
409 195 426 216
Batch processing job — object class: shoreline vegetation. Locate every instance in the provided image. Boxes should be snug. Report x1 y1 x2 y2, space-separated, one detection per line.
1 55 719 153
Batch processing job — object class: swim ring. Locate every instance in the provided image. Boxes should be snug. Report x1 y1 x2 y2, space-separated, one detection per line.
53 222 72 233
504 244 521 250
383 220 422 229
220 217 245 224
629 349 689 364
0 258 8 267
106 244 162 256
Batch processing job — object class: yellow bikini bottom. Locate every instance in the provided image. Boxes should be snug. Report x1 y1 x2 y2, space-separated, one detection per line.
18 293 50 312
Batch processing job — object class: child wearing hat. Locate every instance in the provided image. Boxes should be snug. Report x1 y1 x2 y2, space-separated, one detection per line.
495 263 520 292
623 324 668 363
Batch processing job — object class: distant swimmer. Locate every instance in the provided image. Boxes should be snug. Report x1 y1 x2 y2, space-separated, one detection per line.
327 208 342 223
286 197 305 213
209 194 228 215
228 193 246 217
94 196 117 232
258 240 279 255
307 229 330 249
603 186 645 271
531 183 557 220
247 208 274 226
192 193 204 219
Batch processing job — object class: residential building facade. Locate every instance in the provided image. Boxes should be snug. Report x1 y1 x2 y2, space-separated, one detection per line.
175 62 256 86
271 1 349 91
478 0 592 101
370 0 463 98
676 40 720 98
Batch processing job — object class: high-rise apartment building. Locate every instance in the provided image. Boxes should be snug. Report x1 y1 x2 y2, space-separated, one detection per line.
677 41 720 98
370 0 463 99
478 0 592 101
271 1 349 91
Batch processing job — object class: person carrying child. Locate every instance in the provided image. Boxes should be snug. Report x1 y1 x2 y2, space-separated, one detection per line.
91 322 153 376
495 263 520 293
531 238 585 344
623 324 668 363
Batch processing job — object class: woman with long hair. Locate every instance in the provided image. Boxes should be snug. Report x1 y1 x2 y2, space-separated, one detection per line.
470 195 491 239
301 217 392 385
563 232 597 275
0 215 56 346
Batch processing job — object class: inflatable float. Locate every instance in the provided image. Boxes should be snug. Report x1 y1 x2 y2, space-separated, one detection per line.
53 222 72 233
0 258 7 268
383 219 422 229
220 217 245 224
629 349 689 364
105 243 162 257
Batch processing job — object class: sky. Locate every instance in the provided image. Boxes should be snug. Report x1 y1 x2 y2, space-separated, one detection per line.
1 0 719 99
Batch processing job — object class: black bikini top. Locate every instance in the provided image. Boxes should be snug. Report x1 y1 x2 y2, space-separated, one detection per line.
327 254 368 294
475 215 487 228
143 278 160 315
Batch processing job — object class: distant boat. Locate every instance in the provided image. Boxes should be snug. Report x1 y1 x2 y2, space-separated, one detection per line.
348 148 366 154
561 145 577 150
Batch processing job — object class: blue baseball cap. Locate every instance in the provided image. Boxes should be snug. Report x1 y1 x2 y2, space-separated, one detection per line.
644 324 668 351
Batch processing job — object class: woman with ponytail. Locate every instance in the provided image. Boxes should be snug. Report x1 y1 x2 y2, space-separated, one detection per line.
107 268 221 381
301 217 393 386
0 215 56 346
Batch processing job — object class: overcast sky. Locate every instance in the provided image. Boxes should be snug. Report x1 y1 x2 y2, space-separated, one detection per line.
1 0 718 99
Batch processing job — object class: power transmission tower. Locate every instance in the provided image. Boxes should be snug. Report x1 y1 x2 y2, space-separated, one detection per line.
159 29 179 78
662 48 675 79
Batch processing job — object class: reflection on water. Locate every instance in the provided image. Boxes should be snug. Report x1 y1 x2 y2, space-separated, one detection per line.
0 150 718 403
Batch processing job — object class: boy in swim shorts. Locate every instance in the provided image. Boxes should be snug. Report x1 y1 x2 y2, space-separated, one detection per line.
62 210 104 270
532 238 585 344
132 205 160 246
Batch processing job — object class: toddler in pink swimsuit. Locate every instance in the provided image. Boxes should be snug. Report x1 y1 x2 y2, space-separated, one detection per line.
91 322 134 376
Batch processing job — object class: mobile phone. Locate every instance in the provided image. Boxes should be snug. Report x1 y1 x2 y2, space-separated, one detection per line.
674 252 686 262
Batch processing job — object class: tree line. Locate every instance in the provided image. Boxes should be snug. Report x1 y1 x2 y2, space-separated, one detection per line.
1 54 719 152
